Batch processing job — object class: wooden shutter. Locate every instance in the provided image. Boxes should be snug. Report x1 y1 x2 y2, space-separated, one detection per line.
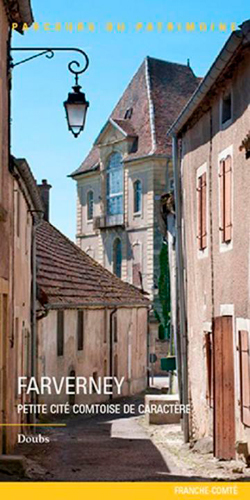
201 173 207 249
197 176 202 249
239 330 250 427
219 156 232 243
224 155 232 242
197 173 207 250
219 160 225 242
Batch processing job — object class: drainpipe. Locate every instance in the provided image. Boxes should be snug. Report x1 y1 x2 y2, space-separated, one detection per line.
109 308 117 400
31 214 43 423
147 308 150 387
172 134 189 443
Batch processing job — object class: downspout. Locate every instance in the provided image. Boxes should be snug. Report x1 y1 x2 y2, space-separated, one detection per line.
147 308 150 387
109 308 117 400
172 134 189 443
31 214 43 423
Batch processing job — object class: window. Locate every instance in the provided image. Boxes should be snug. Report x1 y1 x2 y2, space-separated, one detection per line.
239 330 250 427
87 190 94 220
57 311 64 356
197 172 207 250
221 92 232 125
219 155 232 243
106 153 123 216
205 332 213 408
113 238 122 278
77 310 84 351
133 180 142 214
124 107 133 120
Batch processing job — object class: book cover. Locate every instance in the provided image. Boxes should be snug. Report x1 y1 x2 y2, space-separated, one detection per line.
0 1 249 499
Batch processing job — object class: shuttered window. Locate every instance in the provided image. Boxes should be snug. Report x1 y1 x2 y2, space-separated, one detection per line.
239 330 250 427
77 310 84 351
57 311 64 356
219 155 232 243
197 172 207 250
205 332 214 408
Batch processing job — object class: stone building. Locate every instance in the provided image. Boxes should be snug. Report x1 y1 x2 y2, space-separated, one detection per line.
36 186 149 407
0 0 33 454
70 57 199 372
169 20 250 460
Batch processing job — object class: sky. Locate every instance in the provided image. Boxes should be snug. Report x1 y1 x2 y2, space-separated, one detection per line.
12 0 249 240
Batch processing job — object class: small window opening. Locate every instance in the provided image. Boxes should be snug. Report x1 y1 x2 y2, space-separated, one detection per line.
124 107 133 120
222 93 232 124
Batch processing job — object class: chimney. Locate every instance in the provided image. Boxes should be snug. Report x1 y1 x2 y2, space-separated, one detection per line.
38 179 52 222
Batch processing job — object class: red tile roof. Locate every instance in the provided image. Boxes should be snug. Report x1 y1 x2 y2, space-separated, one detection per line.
36 220 149 308
71 57 199 176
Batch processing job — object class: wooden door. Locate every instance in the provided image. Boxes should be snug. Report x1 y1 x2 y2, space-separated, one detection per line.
213 316 235 459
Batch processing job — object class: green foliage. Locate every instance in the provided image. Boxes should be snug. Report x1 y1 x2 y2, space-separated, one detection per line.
154 241 171 340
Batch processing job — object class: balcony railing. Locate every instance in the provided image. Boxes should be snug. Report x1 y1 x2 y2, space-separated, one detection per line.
93 214 124 229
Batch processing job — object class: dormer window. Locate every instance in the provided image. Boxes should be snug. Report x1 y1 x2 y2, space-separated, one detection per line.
221 91 232 126
124 107 133 120
87 190 94 220
106 153 123 216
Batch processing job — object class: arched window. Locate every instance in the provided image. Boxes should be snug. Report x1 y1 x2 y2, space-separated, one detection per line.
107 153 123 216
87 190 94 220
133 179 142 214
113 238 122 278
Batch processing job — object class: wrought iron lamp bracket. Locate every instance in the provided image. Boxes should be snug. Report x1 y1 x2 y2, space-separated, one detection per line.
9 47 89 85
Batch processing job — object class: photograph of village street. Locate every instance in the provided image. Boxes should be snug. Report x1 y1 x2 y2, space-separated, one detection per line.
1 0 250 485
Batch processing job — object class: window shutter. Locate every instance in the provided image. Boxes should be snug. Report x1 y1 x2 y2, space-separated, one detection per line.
239 330 250 427
201 172 207 249
224 155 232 242
219 160 225 242
197 173 207 250
197 176 202 250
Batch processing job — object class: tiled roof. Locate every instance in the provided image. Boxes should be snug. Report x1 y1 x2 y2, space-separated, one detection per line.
71 57 199 176
36 220 149 308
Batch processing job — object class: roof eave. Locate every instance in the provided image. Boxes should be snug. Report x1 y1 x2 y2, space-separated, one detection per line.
167 28 244 137
12 157 44 213
69 164 100 179
5 0 34 27
43 301 150 310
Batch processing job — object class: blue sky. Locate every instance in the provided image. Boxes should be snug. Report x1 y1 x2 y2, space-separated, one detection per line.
12 0 249 239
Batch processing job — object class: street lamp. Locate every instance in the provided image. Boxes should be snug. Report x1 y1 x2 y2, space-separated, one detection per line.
64 79 89 138
10 47 90 138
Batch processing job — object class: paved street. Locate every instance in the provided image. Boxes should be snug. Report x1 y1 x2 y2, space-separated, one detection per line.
9 395 213 482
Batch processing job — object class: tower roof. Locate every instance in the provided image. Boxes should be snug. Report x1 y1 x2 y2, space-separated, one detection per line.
71 57 199 177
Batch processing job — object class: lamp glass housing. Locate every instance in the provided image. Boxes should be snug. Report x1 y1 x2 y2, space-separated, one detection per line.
64 85 89 137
